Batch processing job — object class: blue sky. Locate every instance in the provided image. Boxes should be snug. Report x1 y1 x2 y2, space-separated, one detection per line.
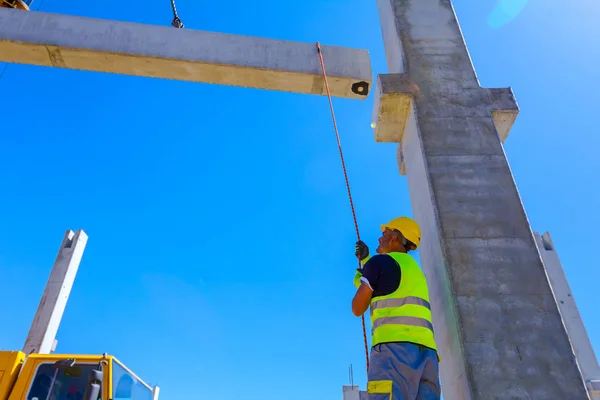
1 0 599 399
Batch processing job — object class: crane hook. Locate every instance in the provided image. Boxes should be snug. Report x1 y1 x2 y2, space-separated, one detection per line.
170 0 184 28
171 16 184 28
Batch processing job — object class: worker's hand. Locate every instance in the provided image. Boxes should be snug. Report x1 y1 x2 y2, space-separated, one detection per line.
355 240 369 261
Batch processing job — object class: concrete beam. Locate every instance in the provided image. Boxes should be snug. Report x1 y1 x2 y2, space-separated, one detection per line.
0 8 372 99
23 230 88 355
373 0 590 399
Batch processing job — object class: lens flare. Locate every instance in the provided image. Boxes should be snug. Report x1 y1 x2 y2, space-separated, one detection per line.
487 0 528 28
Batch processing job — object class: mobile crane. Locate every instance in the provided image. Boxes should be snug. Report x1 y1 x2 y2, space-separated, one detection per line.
0 230 159 400
0 352 157 400
0 0 30 10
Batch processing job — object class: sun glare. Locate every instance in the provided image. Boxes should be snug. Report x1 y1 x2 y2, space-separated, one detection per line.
487 0 529 28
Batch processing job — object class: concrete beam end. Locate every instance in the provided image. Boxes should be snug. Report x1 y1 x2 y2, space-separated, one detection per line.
371 73 414 143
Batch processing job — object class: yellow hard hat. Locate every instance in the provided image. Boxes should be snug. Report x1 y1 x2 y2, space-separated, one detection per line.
380 216 421 249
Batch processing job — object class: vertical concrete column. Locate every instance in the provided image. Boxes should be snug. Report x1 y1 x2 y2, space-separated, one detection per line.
371 0 590 398
23 230 88 355
343 385 360 400
342 385 367 400
535 232 600 400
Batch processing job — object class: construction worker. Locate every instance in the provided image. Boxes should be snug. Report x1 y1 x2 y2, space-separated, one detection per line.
351 216 441 400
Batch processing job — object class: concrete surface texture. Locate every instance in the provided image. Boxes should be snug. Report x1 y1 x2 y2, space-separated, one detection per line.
22 230 88 355
535 232 600 400
371 74 518 174
372 0 591 399
0 8 372 99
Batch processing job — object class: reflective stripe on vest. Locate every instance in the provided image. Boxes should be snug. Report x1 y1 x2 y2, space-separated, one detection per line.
370 296 431 314
369 252 437 351
370 296 433 332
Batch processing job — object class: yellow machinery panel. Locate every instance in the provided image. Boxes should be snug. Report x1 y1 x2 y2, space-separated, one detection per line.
0 352 155 400
6 354 109 400
0 0 29 10
0 351 25 400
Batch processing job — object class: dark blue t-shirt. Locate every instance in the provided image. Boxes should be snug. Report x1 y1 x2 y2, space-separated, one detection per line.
359 254 402 298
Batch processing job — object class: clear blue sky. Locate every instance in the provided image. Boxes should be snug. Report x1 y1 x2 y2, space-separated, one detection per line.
0 0 598 399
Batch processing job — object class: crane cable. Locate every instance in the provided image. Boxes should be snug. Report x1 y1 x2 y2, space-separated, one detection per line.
315 42 370 372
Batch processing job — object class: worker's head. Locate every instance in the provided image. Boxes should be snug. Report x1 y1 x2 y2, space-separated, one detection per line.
376 216 420 254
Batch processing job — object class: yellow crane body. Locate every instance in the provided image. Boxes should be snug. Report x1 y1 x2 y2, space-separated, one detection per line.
0 351 156 400
0 0 29 10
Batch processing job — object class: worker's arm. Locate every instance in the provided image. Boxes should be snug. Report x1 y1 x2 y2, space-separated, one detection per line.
353 258 370 288
351 254 387 316
352 282 373 316
352 255 401 316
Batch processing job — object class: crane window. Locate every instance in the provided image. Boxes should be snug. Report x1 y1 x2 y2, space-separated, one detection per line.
112 361 153 400
26 362 101 400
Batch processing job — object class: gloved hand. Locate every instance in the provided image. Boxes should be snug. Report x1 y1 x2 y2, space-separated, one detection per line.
353 240 370 289
355 240 369 261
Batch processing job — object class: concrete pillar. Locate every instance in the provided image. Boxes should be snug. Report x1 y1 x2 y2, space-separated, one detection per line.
371 0 590 398
152 385 161 400
342 385 366 400
23 230 88 355
535 232 600 400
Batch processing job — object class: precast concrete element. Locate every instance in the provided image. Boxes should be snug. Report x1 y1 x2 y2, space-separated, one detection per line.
535 232 600 400
0 8 372 99
371 0 590 399
342 385 366 400
23 230 88 355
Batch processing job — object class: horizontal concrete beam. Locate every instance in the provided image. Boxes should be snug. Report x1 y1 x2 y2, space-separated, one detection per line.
0 8 372 99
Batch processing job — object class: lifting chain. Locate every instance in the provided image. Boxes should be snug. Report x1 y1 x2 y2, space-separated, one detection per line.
170 0 184 28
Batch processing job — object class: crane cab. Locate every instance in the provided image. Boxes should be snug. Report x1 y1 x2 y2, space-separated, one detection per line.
0 0 30 10
0 351 158 400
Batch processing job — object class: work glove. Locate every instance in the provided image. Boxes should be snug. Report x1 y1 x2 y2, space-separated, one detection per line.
353 240 371 288
355 240 369 261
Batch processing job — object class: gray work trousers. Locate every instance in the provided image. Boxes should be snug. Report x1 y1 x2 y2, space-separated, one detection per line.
367 342 441 400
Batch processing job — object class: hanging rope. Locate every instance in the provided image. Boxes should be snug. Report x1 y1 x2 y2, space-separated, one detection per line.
316 42 370 372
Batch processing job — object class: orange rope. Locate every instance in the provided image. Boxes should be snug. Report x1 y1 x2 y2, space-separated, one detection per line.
316 42 370 372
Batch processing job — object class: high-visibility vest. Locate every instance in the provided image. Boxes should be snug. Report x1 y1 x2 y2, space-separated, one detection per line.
369 252 437 352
